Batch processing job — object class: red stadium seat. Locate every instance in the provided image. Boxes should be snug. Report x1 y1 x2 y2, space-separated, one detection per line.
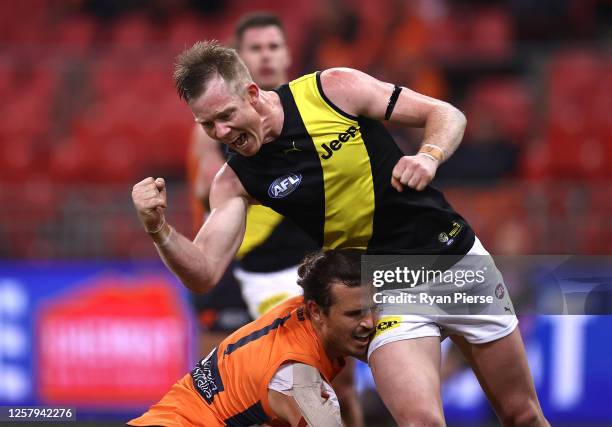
577 210 612 254
0 58 15 97
519 137 552 181
542 49 610 180
109 13 156 54
0 139 37 182
52 15 97 54
167 15 229 51
0 0 47 43
548 49 602 102
469 8 514 61
546 110 608 180
48 138 89 182
464 78 533 142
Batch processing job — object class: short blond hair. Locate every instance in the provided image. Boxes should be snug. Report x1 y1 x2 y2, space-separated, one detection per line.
173 40 252 103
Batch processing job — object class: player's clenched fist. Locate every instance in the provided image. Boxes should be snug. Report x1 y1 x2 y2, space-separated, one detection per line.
132 177 168 233
391 154 439 192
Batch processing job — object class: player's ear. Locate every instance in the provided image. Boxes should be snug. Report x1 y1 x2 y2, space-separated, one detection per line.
246 83 259 106
306 300 322 322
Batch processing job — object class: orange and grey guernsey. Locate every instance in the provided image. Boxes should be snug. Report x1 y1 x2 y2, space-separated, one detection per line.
128 296 342 427
228 72 475 255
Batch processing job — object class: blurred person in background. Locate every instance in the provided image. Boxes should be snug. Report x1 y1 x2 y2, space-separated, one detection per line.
128 249 374 427
184 12 363 427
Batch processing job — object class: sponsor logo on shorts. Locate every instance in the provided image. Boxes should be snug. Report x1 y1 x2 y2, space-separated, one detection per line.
438 221 463 246
448 221 463 237
374 316 401 338
495 283 505 299
268 174 302 199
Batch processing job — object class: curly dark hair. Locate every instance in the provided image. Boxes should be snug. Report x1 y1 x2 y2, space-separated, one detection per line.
298 249 363 313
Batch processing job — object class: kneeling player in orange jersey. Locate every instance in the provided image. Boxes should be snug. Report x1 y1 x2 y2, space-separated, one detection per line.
128 249 374 427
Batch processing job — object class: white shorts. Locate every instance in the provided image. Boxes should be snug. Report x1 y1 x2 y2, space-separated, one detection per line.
234 265 303 319
367 238 518 361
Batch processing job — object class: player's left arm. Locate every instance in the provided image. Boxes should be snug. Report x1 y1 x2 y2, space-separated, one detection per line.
319 68 467 192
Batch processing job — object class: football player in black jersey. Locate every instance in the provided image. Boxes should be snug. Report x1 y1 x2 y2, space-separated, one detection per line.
132 41 548 426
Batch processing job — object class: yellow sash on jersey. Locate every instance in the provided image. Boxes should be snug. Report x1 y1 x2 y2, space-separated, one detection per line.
236 205 283 259
289 72 375 249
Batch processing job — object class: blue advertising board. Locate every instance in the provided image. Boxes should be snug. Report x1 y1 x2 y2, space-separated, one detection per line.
1 261 611 423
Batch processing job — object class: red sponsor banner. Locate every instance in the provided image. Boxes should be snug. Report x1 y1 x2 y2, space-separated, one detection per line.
36 274 190 406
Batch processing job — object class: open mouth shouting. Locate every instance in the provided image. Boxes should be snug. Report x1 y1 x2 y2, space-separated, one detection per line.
231 133 248 150
352 330 373 346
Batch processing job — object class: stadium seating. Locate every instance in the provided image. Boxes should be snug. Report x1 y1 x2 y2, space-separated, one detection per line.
0 1 609 258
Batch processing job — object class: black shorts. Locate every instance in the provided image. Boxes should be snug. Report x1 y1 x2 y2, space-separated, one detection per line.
189 263 250 333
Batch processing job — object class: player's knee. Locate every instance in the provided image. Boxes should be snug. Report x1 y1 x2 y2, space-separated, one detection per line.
394 408 445 427
500 398 545 427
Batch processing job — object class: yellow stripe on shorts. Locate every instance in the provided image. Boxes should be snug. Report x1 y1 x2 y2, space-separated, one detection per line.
374 316 402 338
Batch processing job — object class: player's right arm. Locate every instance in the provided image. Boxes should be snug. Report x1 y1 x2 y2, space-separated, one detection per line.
320 68 466 192
131 165 249 293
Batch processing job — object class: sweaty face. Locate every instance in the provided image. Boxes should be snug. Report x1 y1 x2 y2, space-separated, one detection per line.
317 283 375 359
190 76 263 157
237 26 290 90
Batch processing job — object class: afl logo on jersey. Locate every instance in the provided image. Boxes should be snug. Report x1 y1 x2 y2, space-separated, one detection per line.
268 173 302 199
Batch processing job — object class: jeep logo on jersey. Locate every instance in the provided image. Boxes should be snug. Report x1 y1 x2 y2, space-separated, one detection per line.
268 174 302 199
320 125 359 159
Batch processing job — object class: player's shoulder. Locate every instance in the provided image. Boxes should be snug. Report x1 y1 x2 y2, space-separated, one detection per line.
318 68 374 118
221 296 306 350
261 296 305 321
289 68 361 90
251 296 307 337
319 67 369 90
211 163 247 196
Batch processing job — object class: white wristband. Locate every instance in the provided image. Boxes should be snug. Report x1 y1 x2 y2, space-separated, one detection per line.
417 152 438 163
422 144 446 161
